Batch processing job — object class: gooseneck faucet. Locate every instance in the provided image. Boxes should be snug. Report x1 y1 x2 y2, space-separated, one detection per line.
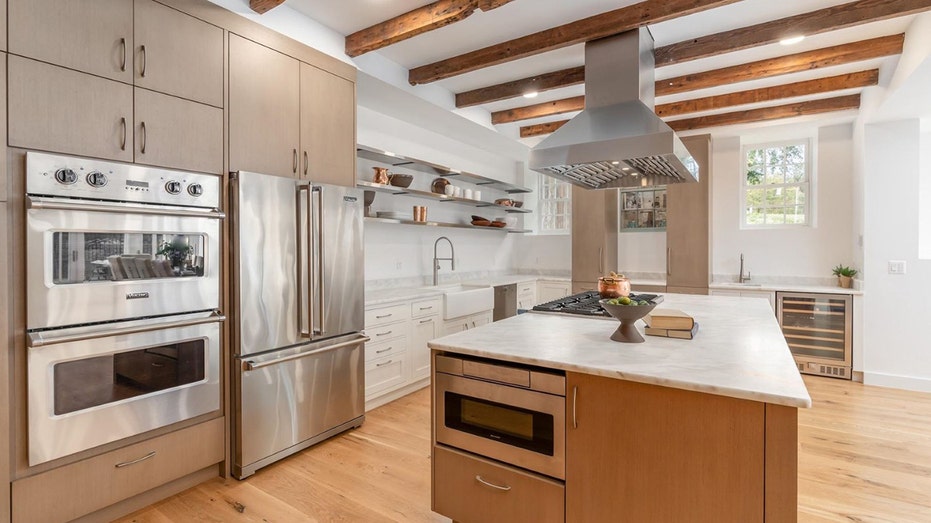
433 236 455 286
738 253 751 283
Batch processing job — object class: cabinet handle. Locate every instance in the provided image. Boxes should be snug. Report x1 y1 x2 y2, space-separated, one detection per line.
303 150 309 176
376 359 393 367
375 330 392 337
666 247 671 276
419 319 431 324
598 247 603 274
375 314 392 319
471 321 476 328
140 44 147 77
419 306 433 310
119 38 127 72
475 475 511 491
140 122 147 154
292 149 298 174
120 117 127 151
115 450 156 468
375 347 392 354
572 386 578 429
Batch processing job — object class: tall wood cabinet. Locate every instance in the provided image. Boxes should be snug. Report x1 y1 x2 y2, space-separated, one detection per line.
229 35 356 186
666 134 712 294
571 187 618 291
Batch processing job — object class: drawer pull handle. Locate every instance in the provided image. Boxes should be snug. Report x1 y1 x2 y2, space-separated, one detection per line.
419 319 431 324
376 359 393 367
475 475 511 491
376 314 392 319
376 330 392 337
376 347 392 354
419 306 433 310
115 450 156 468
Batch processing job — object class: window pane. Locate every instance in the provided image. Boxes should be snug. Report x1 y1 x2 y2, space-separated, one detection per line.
747 165 765 185
785 144 806 164
555 216 566 230
765 208 786 224
765 188 784 207
765 164 785 184
767 147 785 164
556 201 567 215
746 208 764 225
786 205 806 224
746 189 764 208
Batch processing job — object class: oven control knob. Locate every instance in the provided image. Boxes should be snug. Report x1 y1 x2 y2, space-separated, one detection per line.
165 181 182 195
54 168 78 185
86 171 108 187
187 183 204 197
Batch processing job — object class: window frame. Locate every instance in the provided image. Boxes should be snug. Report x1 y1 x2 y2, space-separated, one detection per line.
535 175 572 235
740 138 813 229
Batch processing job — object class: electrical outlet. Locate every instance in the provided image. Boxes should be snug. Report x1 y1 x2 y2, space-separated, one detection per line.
395 261 403 271
888 260 906 275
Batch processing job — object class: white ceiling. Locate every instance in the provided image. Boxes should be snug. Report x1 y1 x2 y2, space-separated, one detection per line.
284 0 924 143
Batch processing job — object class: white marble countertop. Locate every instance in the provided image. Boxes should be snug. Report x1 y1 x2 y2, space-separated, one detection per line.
709 282 863 295
365 274 570 307
428 293 812 408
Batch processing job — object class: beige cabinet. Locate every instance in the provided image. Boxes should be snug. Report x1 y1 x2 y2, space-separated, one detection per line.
0 0 6 52
229 34 302 178
442 310 492 336
9 0 134 83
666 134 712 294
571 187 618 288
0 53 6 202
517 282 537 310
300 63 356 186
134 0 224 107
537 280 571 305
8 56 134 163
566 373 765 522
134 88 223 174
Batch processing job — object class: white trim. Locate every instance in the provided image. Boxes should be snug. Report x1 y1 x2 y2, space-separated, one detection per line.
740 138 813 229
863 371 931 393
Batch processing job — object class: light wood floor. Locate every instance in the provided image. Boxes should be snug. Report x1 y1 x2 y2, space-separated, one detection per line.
117 376 931 522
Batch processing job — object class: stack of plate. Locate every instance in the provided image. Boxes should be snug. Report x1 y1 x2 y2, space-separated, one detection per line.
376 211 411 220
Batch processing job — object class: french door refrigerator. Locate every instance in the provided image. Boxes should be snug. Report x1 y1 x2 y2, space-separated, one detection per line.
231 170 367 479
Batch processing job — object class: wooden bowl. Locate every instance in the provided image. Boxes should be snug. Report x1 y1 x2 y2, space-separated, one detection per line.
388 174 414 188
599 299 658 343
512 201 524 208
471 219 491 227
489 221 506 228
494 198 513 206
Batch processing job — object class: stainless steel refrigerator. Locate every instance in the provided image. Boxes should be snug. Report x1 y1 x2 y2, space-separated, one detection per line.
230 171 367 479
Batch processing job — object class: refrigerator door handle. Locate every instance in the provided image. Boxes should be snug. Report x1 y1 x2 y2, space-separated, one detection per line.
296 185 311 338
312 186 325 336
241 335 369 371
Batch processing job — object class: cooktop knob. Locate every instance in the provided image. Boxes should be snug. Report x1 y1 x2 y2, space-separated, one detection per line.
86 171 108 187
187 183 203 197
54 168 78 185
165 180 182 195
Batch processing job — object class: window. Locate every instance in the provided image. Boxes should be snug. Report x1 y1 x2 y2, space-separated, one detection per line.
742 140 811 227
537 176 571 233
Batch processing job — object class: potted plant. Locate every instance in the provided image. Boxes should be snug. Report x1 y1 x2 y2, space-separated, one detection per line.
832 264 858 288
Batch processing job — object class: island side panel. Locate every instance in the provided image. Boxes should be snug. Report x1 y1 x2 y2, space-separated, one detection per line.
765 403 799 523
566 372 765 523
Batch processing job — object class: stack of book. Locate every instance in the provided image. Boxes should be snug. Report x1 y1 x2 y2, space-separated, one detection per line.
643 309 699 339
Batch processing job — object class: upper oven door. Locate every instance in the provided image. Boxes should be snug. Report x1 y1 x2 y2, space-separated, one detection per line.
26 198 222 329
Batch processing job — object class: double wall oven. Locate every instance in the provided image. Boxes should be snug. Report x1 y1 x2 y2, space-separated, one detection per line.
25 152 224 466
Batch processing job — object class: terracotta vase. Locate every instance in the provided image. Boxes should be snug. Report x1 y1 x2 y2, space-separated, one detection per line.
372 167 390 184
838 275 853 288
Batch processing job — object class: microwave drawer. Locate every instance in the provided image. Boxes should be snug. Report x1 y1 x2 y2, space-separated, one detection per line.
433 445 565 523
12 417 224 523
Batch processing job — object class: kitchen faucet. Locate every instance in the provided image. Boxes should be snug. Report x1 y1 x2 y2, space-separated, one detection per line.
433 236 455 286
739 253 751 283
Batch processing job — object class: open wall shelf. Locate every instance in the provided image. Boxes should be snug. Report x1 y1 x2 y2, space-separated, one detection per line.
365 217 532 233
358 181 531 214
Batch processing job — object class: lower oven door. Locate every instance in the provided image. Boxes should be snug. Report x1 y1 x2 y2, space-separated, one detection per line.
27 312 222 466
435 372 566 480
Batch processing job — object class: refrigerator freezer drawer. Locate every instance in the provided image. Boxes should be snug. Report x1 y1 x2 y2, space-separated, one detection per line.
235 334 365 477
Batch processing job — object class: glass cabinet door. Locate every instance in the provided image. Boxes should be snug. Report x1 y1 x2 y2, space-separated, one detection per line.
778 293 852 367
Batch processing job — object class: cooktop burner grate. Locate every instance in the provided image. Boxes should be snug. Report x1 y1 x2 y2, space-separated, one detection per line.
531 290 661 317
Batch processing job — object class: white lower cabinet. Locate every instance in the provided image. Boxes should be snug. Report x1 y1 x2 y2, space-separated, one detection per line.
517 282 537 310
442 310 493 336
411 315 437 381
365 353 409 398
537 280 571 305
710 289 776 311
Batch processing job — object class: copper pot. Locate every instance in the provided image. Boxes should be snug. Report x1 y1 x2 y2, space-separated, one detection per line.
598 274 631 298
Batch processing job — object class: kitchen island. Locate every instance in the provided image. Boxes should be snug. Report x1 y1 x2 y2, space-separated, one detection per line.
428 293 810 523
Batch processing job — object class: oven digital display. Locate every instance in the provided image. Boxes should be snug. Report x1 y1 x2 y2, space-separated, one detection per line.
460 398 534 440
125 180 149 188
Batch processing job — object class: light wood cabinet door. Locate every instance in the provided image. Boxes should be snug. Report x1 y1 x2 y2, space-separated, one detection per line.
0 53 6 202
666 134 712 292
229 34 301 178
566 373 764 522
0 0 6 52
134 88 223 174
8 56 133 163
300 63 356 187
411 315 437 381
134 0 223 107
571 187 618 283
8 0 132 83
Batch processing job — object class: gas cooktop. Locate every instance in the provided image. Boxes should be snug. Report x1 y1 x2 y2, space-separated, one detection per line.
531 290 662 318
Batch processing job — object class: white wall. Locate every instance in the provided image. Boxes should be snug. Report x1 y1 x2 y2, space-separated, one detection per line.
513 234 571 273
919 119 931 259
710 123 854 283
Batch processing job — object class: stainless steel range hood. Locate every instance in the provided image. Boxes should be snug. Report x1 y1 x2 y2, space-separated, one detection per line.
529 28 698 189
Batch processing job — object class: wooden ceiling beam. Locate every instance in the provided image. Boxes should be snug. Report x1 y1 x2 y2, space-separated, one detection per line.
657 34 903 97
655 69 879 118
456 66 584 108
408 0 741 85
492 96 584 124
249 0 285 14
655 0 931 67
667 94 862 131
520 120 568 138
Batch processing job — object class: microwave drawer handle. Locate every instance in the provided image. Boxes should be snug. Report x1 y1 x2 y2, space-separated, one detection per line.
27 312 226 348
115 451 156 468
475 475 511 491
243 335 370 371
26 196 225 219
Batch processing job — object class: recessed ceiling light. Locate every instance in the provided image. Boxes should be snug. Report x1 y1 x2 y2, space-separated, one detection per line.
621 167 631 171
611 161 619 165
632 172 640 176
384 151 396 157
779 35 805 46
523 91 539 99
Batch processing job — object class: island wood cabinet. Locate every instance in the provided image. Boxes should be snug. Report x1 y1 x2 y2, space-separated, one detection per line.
229 34 356 187
571 187 618 291
665 134 712 294
566 372 797 522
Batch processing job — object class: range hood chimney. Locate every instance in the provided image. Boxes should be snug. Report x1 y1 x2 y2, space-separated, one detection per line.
529 28 699 189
